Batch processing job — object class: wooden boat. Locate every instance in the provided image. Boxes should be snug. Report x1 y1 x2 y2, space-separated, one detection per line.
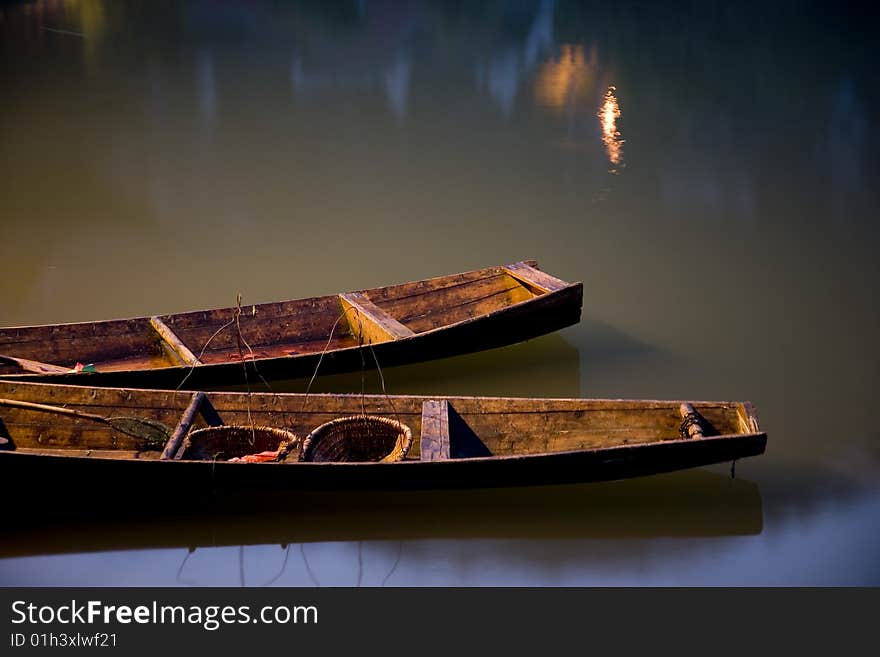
0 380 766 492
0 261 583 389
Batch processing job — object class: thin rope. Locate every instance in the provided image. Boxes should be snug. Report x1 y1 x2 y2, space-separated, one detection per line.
368 342 401 429
231 294 257 445
381 541 404 587
300 306 361 413
176 315 236 390
358 315 367 418
300 544 320 587
178 294 295 444
175 548 200 587
261 544 292 587
239 545 246 587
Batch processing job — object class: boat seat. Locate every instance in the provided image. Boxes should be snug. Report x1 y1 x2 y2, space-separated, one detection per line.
420 400 492 461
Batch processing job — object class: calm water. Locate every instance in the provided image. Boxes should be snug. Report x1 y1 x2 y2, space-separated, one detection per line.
1 0 878 585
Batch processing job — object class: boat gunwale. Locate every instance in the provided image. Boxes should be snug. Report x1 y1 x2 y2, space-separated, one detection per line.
0 261 579 332
0 378 755 411
0 431 766 465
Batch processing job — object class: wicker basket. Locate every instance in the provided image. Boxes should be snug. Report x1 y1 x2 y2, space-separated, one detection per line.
299 415 413 463
178 425 299 462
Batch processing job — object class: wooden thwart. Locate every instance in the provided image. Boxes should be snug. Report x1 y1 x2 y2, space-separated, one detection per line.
339 292 416 344
149 316 202 367
161 391 206 460
503 262 569 294
420 399 451 461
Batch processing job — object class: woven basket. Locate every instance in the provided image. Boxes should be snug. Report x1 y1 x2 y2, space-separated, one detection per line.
179 425 299 462
299 415 413 463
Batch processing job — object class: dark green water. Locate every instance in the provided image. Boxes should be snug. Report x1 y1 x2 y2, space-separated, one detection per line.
1 0 878 585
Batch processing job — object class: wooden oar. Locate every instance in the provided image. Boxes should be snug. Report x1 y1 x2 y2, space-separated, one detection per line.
0 398 171 450
0 354 70 375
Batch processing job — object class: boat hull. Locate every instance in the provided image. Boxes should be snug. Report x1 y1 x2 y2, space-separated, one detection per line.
0 381 766 493
0 262 583 388
0 432 765 493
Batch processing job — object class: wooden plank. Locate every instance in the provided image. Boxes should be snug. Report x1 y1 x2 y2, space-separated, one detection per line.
11 448 163 460
503 261 570 293
339 292 416 344
363 267 499 303
0 319 163 366
737 402 760 434
162 391 205 460
150 316 202 367
377 274 531 321
393 284 533 333
420 400 450 461
0 354 69 375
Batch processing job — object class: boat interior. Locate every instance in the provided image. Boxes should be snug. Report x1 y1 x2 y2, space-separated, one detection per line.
0 383 758 463
0 262 571 376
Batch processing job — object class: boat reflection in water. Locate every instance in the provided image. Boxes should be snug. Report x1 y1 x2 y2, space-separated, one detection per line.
0 469 762 559
0 469 762 586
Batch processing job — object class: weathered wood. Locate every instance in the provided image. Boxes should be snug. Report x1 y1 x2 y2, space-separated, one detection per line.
389 283 534 333
0 262 582 388
737 402 760 434
0 319 169 372
364 268 505 303
339 292 416 344
150 316 202 367
0 396 170 450
503 261 570 293
679 403 705 439
0 354 69 375
0 397 117 426
0 380 766 492
371 273 524 319
419 400 451 461
12 447 164 460
162 391 206 460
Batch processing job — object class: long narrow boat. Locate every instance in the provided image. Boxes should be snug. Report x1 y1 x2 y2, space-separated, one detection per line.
0 380 766 492
0 261 582 389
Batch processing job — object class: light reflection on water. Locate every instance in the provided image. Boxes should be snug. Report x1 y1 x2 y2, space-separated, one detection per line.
1 0 879 585
598 86 623 172
534 44 596 110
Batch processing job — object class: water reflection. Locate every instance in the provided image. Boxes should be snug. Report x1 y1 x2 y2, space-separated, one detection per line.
534 44 596 110
474 0 554 114
0 470 764 559
599 85 623 172
2 0 880 585
4 466 879 585
196 50 216 124
822 77 870 216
